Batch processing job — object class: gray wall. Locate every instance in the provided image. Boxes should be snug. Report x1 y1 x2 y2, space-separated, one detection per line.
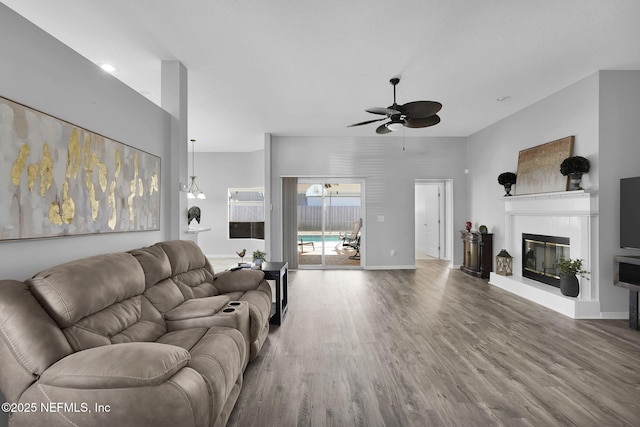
598 70 640 312
467 71 637 315
0 4 173 281
188 150 266 258
268 136 468 268
467 73 599 256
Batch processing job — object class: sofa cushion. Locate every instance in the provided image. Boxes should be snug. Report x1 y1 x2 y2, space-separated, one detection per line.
130 245 187 315
40 342 190 388
156 240 219 299
173 268 219 299
156 328 209 351
62 296 167 351
165 295 231 321
0 280 73 402
155 326 246 423
129 245 173 289
156 240 214 276
18 367 211 427
214 269 265 293
188 327 245 421
28 253 166 351
28 252 145 328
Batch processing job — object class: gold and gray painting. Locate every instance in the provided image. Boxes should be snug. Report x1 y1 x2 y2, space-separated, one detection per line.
1 96 160 240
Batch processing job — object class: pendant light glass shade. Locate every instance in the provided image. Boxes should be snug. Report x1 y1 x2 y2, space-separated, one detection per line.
188 139 206 199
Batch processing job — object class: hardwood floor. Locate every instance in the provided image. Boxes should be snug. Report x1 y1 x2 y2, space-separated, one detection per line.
227 260 640 426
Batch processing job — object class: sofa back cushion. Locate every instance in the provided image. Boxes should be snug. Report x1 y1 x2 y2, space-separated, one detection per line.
130 245 186 314
155 240 219 299
0 280 73 402
28 252 165 351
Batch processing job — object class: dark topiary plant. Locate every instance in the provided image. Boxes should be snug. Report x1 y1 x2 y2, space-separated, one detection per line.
560 156 590 176
497 172 517 185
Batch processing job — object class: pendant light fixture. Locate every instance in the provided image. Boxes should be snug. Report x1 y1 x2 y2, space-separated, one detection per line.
187 139 206 199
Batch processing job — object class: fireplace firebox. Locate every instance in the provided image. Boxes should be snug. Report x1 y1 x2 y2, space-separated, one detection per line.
522 233 570 287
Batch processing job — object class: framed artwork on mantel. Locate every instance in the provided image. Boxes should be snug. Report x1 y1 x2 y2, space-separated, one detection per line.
0 96 161 241
514 136 574 195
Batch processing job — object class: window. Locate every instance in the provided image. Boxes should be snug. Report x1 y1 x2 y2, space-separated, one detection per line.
228 187 265 239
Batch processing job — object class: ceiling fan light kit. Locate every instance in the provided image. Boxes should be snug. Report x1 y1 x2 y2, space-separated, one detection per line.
386 122 404 131
349 77 442 134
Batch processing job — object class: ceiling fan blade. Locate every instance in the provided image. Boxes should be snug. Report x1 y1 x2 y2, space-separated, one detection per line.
348 118 387 127
366 107 402 116
404 115 441 128
376 123 392 134
399 101 442 118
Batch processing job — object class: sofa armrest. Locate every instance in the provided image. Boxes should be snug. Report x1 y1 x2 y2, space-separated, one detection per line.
39 342 190 389
214 269 265 293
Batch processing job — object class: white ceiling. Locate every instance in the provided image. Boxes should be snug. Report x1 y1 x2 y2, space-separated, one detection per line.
4 0 640 152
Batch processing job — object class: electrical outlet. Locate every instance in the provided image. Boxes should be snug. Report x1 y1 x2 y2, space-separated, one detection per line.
390 249 396 256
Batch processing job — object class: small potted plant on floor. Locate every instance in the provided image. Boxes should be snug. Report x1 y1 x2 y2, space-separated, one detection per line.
560 156 590 191
252 250 267 267
497 172 517 196
556 256 590 297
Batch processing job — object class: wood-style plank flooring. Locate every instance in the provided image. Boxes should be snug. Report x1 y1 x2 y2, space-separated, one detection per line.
227 260 640 426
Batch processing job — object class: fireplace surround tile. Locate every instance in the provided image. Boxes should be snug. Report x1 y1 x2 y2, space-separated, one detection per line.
489 190 603 318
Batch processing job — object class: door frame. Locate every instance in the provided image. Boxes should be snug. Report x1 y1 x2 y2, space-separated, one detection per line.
415 179 453 261
296 177 366 269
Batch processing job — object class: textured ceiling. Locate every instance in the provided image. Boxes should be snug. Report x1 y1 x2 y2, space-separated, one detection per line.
4 0 640 152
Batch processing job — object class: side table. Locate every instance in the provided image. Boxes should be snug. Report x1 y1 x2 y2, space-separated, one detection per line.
262 262 288 325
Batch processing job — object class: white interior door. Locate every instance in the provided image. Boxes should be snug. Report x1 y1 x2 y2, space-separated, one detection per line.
416 183 442 258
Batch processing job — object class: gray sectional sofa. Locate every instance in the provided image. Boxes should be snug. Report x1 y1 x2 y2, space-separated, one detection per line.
0 240 272 427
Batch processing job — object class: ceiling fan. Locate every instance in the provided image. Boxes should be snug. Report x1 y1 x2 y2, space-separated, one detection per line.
349 77 441 134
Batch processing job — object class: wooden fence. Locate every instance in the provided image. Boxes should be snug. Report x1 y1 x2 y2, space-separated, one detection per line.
297 206 361 232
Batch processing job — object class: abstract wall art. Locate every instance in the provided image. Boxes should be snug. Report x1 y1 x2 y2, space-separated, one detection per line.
0 96 160 241
515 136 574 195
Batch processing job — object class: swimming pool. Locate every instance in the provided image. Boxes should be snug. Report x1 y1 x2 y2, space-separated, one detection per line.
298 235 342 243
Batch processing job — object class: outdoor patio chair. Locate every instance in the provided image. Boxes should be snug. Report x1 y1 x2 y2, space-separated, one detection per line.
343 235 361 260
340 220 361 248
298 237 315 253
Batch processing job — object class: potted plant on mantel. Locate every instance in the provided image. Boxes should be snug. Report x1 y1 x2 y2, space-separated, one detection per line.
497 172 517 196
252 250 267 267
560 156 590 191
556 256 590 297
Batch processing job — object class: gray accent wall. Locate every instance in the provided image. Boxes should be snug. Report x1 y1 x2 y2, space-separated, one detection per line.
598 70 640 312
268 135 468 268
0 5 174 281
468 71 639 315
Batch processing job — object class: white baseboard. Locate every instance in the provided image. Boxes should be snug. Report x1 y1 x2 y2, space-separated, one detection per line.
364 265 417 270
597 311 629 319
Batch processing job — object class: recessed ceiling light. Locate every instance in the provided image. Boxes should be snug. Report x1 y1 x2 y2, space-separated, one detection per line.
497 96 511 102
100 63 116 73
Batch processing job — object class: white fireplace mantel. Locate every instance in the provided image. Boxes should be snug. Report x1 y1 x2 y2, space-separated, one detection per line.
489 190 603 318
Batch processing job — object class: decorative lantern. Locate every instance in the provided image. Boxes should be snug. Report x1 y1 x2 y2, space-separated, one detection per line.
496 249 513 276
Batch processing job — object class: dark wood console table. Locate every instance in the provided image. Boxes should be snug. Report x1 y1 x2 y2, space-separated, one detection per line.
460 231 493 279
262 262 288 325
614 255 640 330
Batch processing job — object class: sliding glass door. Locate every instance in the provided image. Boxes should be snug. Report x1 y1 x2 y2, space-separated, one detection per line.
297 179 362 268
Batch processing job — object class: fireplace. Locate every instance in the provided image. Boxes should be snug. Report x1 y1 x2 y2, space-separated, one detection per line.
522 233 570 287
489 191 601 319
